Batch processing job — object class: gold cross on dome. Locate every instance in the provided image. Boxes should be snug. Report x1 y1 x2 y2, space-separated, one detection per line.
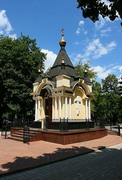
61 28 64 36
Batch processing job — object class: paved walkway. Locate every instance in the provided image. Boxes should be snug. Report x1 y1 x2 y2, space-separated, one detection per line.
1 143 122 180
0 132 122 178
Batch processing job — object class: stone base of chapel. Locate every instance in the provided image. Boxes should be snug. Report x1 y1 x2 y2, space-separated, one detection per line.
30 128 107 145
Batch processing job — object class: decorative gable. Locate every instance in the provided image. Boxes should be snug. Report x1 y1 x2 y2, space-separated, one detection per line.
56 75 70 88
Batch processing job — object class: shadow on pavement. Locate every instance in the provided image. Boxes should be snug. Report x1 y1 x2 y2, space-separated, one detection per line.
0 146 94 177
1 145 122 179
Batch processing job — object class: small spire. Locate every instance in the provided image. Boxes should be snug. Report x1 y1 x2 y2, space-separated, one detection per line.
38 67 43 75
84 69 88 77
59 28 66 48
61 58 65 69
38 67 42 74
38 68 41 73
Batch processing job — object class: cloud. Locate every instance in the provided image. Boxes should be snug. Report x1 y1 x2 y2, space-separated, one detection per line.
72 39 117 65
95 9 120 30
0 10 12 34
83 39 116 59
100 27 111 37
79 20 84 26
92 65 122 79
101 0 111 6
95 16 106 30
76 20 87 35
92 66 111 79
0 10 17 38
73 53 84 63
95 15 111 30
74 41 80 45
76 27 81 35
0 30 3 35
84 31 87 35
41 49 57 71
9 34 17 39
119 66 122 72
112 65 122 74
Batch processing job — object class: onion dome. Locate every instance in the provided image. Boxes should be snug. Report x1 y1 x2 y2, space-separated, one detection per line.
59 28 66 48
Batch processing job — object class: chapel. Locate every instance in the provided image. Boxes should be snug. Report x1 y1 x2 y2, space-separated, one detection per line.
31 31 93 130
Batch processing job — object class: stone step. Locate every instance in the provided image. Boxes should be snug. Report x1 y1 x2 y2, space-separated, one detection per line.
8 136 23 142
11 128 41 133
11 131 40 136
11 133 23 138
10 127 42 142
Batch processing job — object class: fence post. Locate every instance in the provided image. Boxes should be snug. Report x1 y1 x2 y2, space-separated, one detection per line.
118 125 121 136
27 119 30 144
23 119 25 143
60 118 61 132
86 118 89 130
66 118 68 132
5 124 7 139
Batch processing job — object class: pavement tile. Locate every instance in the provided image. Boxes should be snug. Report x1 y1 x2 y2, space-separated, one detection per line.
0 132 122 177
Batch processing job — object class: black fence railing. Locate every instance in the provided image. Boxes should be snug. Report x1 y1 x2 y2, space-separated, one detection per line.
23 119 29 143
1 120 12 139
1 119 34 143
109 124 121 136
60 118 69 132
94 118 108 129
45 118 95 131
1 118 113 142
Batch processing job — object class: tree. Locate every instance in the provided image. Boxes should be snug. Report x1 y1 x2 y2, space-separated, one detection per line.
77 0 122 25
92 74 120 125
75 61 97 80
118 76 122 96
0 35 46 126
91 81 103 122
101 74 120 124
102 74 119 93
118 76 122 122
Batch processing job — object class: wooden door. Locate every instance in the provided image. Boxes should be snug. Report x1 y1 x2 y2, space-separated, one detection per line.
45 98 52 128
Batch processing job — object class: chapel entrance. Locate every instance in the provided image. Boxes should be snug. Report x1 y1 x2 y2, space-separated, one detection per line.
45 98 52 128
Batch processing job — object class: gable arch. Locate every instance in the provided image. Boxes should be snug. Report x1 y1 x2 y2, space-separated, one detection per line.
36 80 54 95
73 81 91 96
40 84 54 97
73 86 86 99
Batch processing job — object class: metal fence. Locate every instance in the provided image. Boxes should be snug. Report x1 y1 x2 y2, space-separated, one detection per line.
1 118 110 143
45 118 95 131
105 124 122 136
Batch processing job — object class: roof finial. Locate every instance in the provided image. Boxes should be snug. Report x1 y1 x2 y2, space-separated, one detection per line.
61 28 64 38
59 28 66 48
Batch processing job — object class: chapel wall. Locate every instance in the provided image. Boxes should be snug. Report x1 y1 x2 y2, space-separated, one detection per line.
71 89 86 120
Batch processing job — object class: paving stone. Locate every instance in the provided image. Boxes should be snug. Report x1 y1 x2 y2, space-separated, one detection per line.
0 133 122 179
1 143 122 180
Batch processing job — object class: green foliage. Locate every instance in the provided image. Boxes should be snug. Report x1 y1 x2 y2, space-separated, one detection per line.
118 76 122 95
0 35 46 124
102 74 119 93
91 81 104 122
92 74 121 124
118 76 122 122
75 61 121 124
77 0 122 25
75 61 97 80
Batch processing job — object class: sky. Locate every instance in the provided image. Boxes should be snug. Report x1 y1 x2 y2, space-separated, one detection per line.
0 0 122 82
